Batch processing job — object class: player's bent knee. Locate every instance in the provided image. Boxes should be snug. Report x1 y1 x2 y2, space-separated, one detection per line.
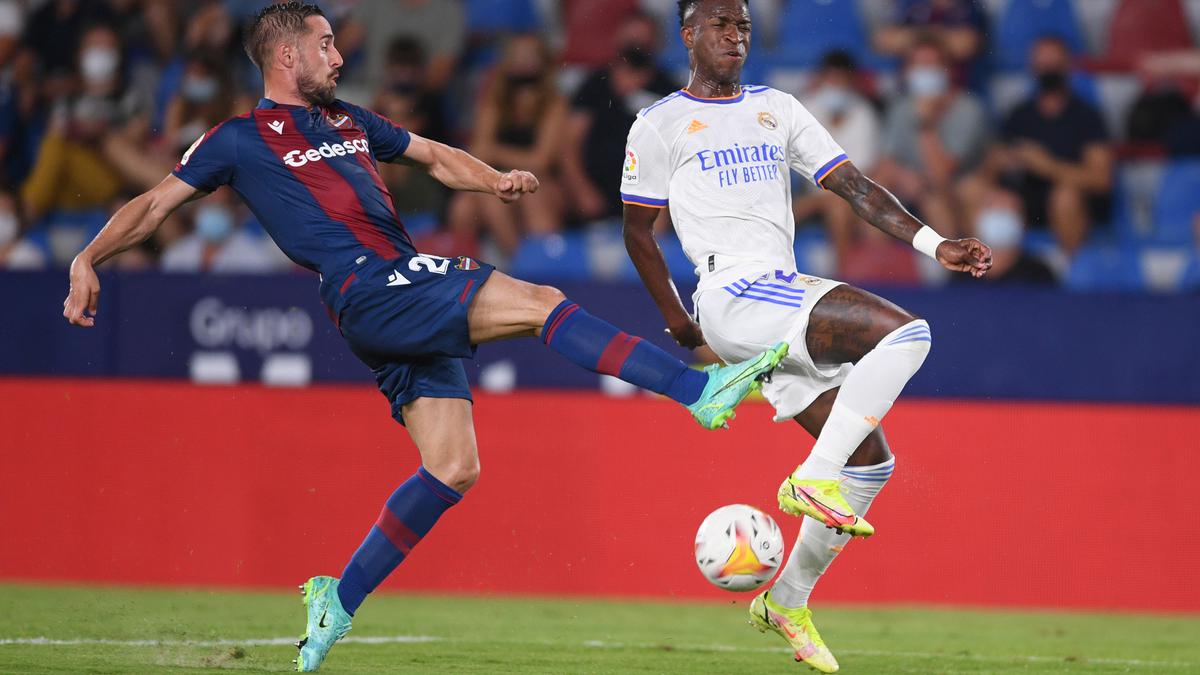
425 457 480 494
883 319 932 361
527 284 566 329
536 284 566 312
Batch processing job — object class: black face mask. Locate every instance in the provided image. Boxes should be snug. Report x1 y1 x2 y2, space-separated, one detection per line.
506 73 541 89
618 45 653 70
1036 70 1069 94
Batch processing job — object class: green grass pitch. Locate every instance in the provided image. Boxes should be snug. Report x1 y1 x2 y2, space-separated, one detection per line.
1 583 1197 674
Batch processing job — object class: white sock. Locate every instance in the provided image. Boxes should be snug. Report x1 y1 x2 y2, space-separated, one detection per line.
771 457 895 608
794 320 930 481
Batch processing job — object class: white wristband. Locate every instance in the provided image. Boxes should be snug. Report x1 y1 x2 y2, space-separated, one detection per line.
912 226 947 260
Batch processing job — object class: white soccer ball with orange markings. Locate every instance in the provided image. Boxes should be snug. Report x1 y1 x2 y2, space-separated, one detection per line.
694 504 785 591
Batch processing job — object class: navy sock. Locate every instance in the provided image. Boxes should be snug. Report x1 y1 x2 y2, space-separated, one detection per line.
337 467 462 615
541 300 707 405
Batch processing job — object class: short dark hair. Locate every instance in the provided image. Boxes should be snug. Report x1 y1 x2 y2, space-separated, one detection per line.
243 2 325 70
677 0 749 27
386 37 426 68
907 32 947 63
820 49 857 73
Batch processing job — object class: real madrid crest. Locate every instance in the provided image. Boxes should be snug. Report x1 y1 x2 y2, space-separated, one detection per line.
757 111 778 131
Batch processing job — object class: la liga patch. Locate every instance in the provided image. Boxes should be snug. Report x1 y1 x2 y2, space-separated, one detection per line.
455 256 480 271
623 149 639 184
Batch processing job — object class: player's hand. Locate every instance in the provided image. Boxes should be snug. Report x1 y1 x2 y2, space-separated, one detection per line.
667 318 706 349
495 170 538 203
936 238 992 278
63 256 100 327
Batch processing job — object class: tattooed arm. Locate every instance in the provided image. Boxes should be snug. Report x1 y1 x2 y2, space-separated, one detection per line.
821 161 993 278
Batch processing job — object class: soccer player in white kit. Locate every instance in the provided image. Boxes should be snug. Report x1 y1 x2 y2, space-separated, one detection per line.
621 1 993 671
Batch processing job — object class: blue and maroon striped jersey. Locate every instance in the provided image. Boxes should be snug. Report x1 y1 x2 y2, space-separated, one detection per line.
172 98 415 277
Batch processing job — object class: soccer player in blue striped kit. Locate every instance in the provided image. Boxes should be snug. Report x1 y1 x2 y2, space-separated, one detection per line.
61 4 786 671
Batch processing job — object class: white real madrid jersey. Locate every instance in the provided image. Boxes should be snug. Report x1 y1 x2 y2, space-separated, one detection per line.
620 86 847 289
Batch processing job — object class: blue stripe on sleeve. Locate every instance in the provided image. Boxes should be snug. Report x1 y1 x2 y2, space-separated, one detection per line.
620 193 668 207
813 153 849 185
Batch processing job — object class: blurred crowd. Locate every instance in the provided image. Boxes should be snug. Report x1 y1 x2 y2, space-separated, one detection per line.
2 0 1200 292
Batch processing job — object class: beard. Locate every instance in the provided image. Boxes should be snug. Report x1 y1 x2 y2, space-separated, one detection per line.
297 65 337 107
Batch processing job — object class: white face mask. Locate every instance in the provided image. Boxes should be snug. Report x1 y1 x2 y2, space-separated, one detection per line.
81 47 119 83
906 65 948 98
195 205 234 241
975 207 1024 250
0 209 16 245
813 85 852 115
0 1 25 38
182 77 219 103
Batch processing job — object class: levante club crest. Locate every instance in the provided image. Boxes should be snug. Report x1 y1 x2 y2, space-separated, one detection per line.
455 256 480 271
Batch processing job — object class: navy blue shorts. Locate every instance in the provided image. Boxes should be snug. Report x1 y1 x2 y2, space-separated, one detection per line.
328 254 495 424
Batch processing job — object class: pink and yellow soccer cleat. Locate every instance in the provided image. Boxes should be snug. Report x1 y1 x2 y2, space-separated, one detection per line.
749 589 839 673
777 477 874 537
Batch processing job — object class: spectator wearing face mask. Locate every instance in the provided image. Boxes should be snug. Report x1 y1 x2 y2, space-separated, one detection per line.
953 189 1055 284
160 190 291 274
356 0 463 93
378 37 450 145
561 11 677 224
447 34 566 257
873 0 988 90
793 50 882 263
961 36 1112 255
163 51 232 154
20 25 130 226
874 37 986 238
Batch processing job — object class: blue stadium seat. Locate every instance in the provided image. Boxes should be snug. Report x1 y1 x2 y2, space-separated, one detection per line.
792 225 833 276
993 0 1086 71
1181 254 1200 292
615 234 696 283
1151 160 1200 247
1021 229 1060 257
465 0 540 34
1107 170 1142 245
659 27 690 76
772 0 874 68
399 210 439 238
1064 243 1145 291
509 233 592 282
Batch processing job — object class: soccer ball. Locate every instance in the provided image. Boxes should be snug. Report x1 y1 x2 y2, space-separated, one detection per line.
694 504 785 591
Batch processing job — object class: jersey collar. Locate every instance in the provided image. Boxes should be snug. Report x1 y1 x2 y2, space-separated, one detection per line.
679 87 745 104
256 98 318 111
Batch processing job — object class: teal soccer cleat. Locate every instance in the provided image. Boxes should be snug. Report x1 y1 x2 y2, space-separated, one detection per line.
687 341 788 430
294 576 352 672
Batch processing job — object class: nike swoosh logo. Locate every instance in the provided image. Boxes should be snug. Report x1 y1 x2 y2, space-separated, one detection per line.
768 610 798 638
800 490 853 521
318 610 329 628
712 351 777 396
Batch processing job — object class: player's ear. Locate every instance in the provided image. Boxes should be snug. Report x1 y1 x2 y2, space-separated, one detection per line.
276 40 294 69
681 25 694 51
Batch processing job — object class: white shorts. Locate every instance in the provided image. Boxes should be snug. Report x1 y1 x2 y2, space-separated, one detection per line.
695 267 851 422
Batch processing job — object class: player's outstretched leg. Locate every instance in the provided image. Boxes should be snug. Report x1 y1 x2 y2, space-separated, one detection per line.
778 286 928 535
468 272 787 430
295 398 476 672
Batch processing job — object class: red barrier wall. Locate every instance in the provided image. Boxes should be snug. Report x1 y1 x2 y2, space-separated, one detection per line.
2 379 1198 611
